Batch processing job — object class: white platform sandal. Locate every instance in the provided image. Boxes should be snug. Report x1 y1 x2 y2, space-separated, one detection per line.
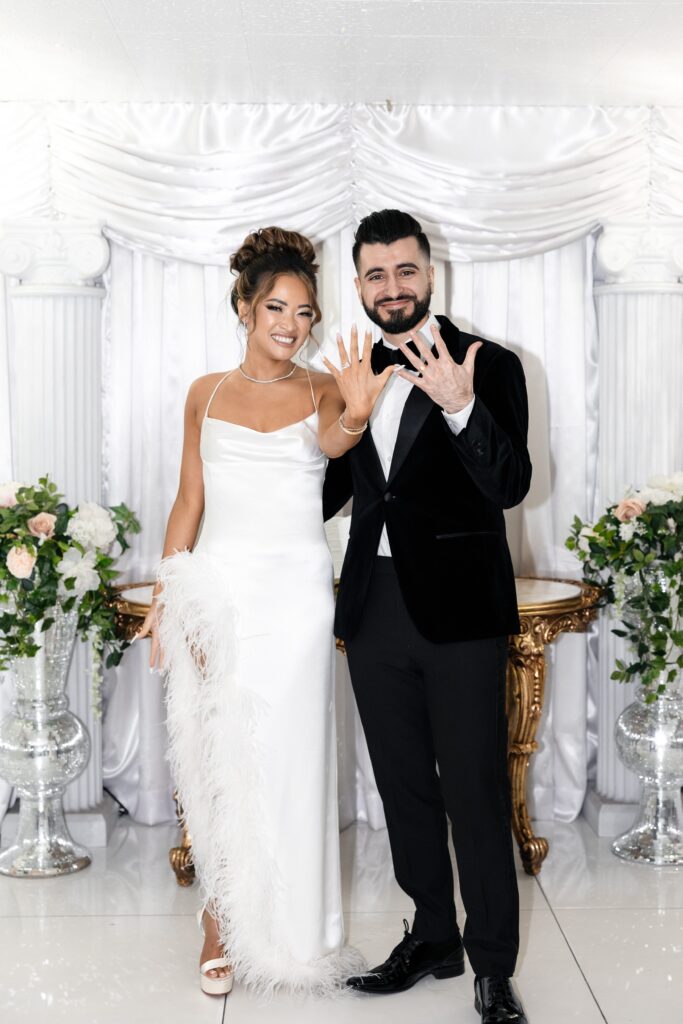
196 907 234 996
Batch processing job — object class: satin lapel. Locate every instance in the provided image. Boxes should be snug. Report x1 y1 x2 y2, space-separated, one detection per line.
387 383 433 484
367 341 390 484
365 427 388 485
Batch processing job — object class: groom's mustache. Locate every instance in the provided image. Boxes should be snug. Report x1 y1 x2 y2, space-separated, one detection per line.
377 294 416 305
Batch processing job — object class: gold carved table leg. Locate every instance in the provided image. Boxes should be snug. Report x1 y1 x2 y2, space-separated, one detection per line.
169 790 195 886
506 630 549 876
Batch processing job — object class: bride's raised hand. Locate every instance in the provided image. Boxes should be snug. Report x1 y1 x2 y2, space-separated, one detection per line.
321 325 396 423
136 600 164 672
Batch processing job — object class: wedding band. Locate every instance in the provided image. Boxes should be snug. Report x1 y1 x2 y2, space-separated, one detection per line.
341 362 350 369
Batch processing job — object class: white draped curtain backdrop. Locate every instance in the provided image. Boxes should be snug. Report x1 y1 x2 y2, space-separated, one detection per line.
2 102 683 825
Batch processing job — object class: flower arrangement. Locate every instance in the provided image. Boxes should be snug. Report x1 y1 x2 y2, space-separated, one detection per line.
566 473 683 702
0 477 140 715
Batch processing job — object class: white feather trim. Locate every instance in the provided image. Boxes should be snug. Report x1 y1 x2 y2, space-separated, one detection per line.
157 550 365 998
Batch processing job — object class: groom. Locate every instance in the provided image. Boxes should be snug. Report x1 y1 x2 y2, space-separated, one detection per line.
323 210 531 1023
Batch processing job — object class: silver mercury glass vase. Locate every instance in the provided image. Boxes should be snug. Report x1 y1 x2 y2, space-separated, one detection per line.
613 673 683 865
0 604 92 876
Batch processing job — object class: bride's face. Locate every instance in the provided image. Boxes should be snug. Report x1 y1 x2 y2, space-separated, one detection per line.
246 274 314 361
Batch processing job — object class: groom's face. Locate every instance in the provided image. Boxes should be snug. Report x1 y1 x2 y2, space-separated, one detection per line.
355 236 434 335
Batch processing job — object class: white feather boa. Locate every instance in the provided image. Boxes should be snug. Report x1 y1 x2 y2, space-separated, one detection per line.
157 550 365 998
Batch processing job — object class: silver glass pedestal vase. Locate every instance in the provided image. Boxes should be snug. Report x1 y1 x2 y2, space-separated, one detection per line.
613 675 683 866
0 606 92 876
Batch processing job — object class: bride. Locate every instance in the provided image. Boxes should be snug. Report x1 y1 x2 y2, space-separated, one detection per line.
137 227 394 998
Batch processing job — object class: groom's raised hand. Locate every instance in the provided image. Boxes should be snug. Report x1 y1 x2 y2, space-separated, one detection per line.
395 322 482 414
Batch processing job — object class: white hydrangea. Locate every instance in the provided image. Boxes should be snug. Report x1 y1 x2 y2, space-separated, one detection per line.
613 570 628 618
66 502 116 551
619 521 636 542
57 547 100 598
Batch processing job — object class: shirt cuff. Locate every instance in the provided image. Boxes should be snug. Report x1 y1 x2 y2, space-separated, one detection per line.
442 397 475 435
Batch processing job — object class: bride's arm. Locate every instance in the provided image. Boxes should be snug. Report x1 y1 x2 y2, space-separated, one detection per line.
316 376 364 459
136 379 206 665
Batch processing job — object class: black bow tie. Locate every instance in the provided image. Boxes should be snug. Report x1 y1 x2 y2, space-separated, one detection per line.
371 339 435 373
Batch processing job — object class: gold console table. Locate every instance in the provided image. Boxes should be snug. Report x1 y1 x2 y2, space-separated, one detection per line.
505 578 599 874
114 576 599 882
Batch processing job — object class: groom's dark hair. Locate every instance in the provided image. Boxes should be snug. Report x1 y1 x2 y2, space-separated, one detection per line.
352 209 430 270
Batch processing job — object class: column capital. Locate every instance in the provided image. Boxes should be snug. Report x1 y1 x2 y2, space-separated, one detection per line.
595 221 683 292
0 220 110 288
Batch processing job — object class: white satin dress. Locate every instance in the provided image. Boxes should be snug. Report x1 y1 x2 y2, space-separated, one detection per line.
157 371 363 997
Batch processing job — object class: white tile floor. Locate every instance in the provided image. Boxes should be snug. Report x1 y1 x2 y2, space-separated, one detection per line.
0 816 681 1023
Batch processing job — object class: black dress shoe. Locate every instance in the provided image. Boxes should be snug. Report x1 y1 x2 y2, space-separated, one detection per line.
474 976 528 1023
346 919 464 994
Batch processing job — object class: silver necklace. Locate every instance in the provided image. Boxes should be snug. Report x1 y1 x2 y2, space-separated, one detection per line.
238 363 296 384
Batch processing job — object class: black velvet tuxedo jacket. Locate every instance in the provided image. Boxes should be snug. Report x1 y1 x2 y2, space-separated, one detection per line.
322 315 532 644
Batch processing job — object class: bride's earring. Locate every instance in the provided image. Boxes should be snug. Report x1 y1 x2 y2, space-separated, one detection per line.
296 334 311 366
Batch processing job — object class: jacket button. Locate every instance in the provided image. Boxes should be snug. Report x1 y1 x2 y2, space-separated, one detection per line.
384 492 393 502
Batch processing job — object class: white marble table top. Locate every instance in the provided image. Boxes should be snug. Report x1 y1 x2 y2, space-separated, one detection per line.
515 577 584 612
118 578 588 615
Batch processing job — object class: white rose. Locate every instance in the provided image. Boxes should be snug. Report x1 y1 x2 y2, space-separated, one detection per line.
577 526 596 554
0 481 24 507
619 522 636 542
646 473 683 501
667 518 677 534
66 502 116 551
57 547 100 598
636 487 670 507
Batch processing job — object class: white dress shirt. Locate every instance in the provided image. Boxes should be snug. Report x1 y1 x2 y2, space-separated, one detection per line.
371 313 475 556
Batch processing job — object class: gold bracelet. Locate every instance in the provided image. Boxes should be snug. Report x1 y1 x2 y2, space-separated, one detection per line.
338 412 368 435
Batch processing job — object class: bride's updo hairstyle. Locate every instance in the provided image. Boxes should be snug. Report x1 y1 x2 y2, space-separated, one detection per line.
230 227 322 328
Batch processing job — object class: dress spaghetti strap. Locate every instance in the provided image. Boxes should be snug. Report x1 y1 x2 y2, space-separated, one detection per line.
204 370 236 421
304 366 318 414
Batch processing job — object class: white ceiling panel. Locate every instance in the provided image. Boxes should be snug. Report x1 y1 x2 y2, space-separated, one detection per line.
0 11 141 101
0 0 112 30
133 60 257 102
101 0 246 37
0 0 681 105
245 1 653 39
119 31 246 66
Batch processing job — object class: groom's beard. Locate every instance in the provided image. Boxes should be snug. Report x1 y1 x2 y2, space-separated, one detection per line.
362 287 432 335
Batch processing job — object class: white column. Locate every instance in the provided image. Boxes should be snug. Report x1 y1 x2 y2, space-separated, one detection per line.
588 221 683 826
0 221 112 820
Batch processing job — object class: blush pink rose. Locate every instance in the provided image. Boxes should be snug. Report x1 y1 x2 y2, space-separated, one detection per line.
615 498 646 522
6 545 37 579
27 512 57 540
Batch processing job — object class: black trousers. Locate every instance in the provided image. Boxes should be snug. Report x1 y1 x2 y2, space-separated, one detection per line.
345 557 519 977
